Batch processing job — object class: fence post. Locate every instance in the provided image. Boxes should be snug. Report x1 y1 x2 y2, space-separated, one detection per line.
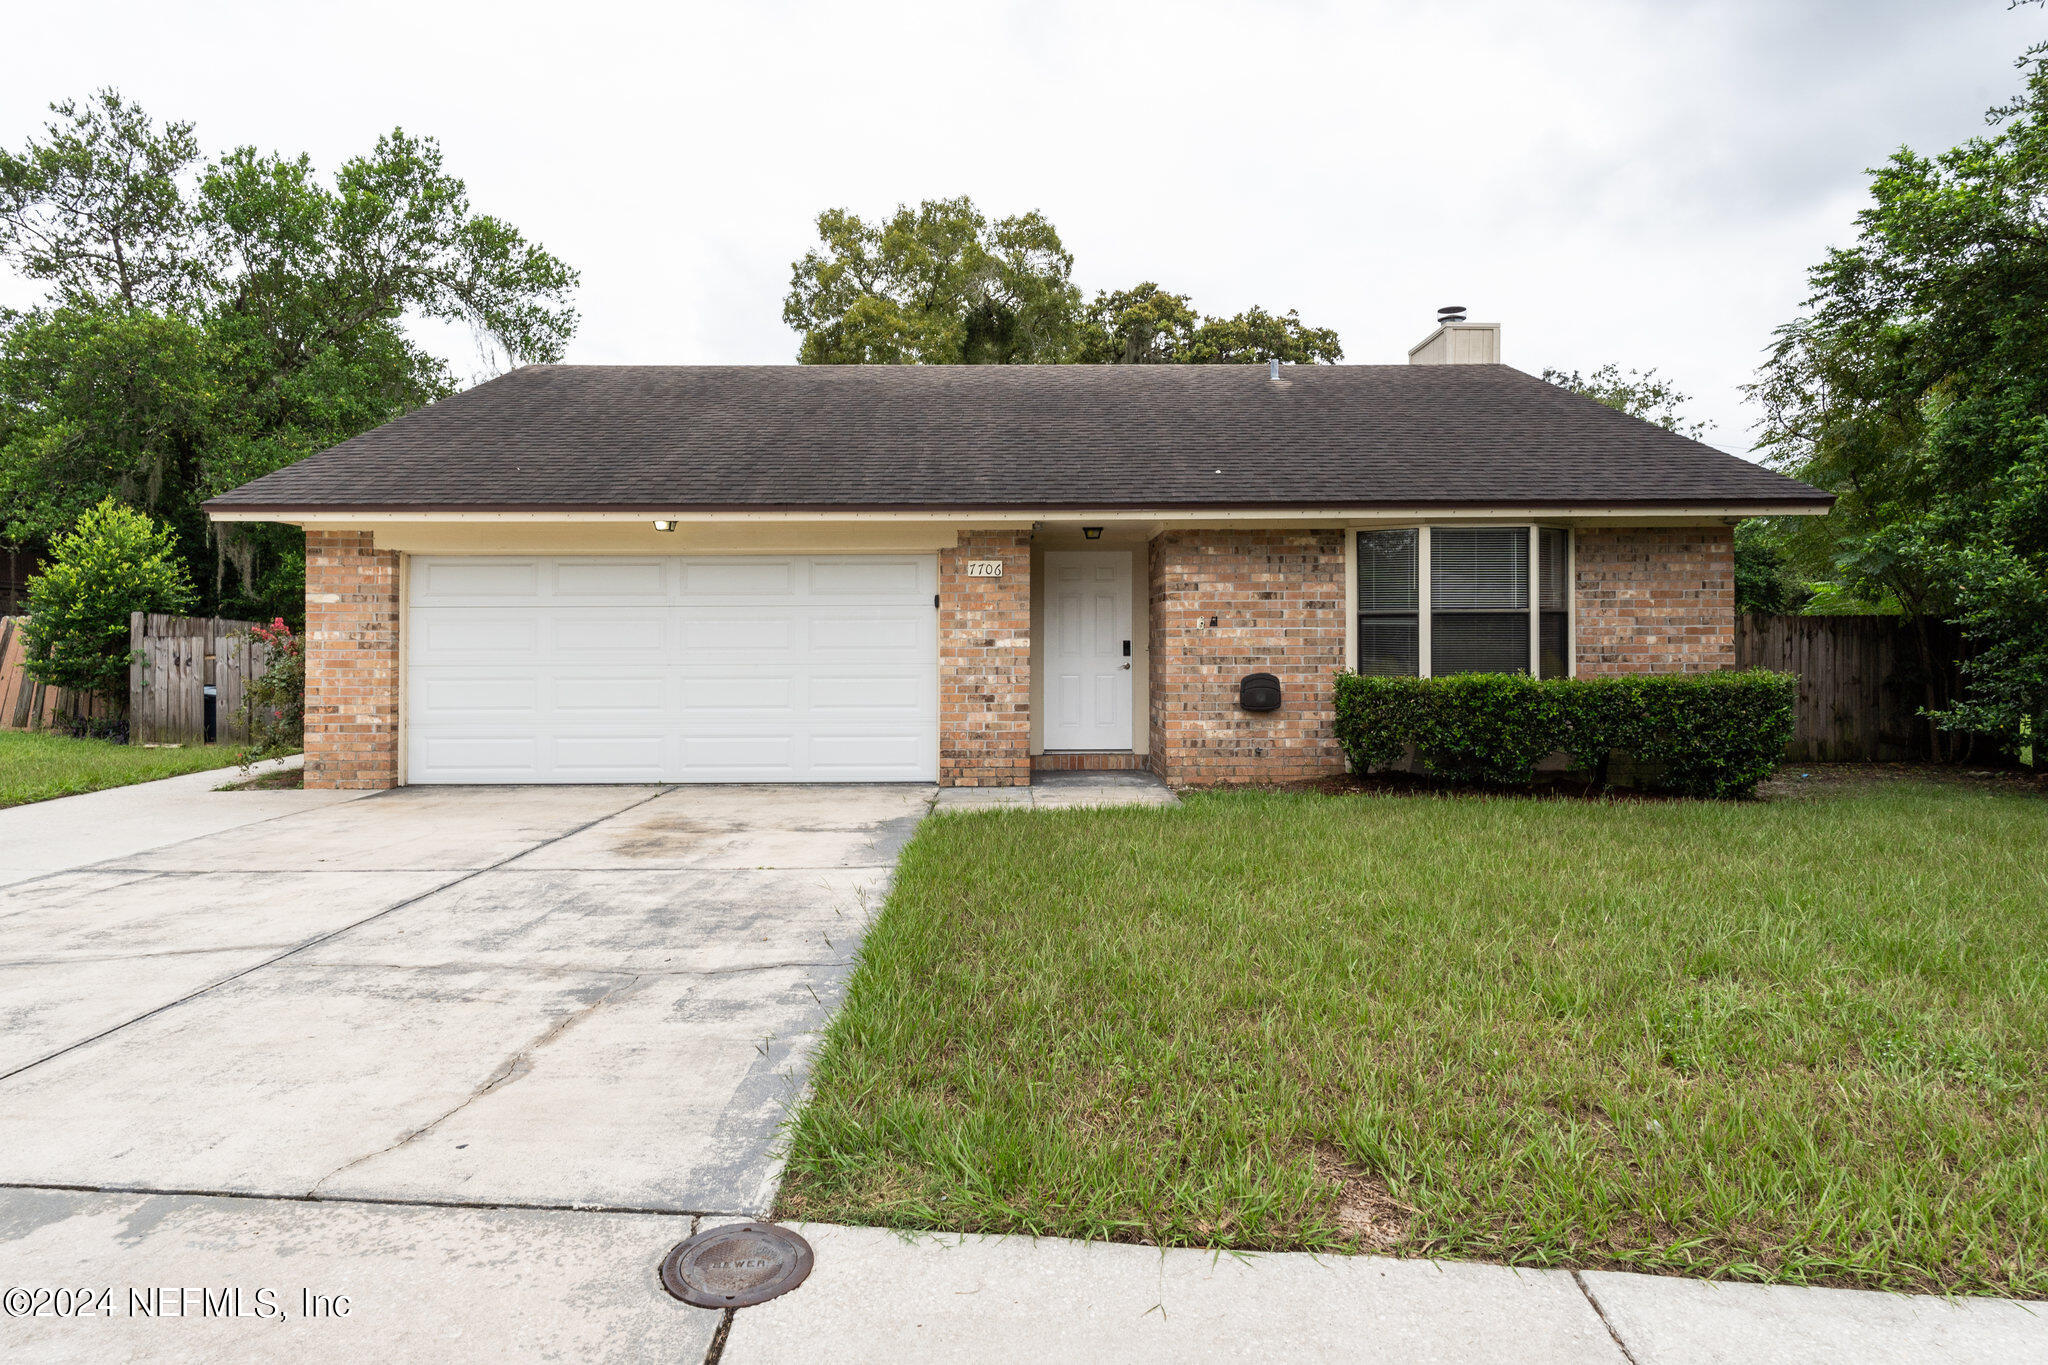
214 618 259 745
129 612 146 742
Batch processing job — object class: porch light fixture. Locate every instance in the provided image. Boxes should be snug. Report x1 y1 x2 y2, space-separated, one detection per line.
1083 526 1103 540
652 519 677 532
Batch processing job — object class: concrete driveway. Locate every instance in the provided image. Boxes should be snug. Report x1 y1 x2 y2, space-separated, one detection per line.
0 772 929 1361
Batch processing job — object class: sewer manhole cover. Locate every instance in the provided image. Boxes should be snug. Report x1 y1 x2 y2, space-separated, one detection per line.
660 1222 814 1309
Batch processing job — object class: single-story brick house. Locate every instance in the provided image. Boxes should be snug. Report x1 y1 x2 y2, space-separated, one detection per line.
204 320 1831 791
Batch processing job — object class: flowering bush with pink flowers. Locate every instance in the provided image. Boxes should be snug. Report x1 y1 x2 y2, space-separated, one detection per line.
243 617 304 762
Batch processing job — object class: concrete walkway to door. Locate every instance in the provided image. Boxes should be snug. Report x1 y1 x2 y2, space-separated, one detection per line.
0 775 929 1361
932 769 1178 811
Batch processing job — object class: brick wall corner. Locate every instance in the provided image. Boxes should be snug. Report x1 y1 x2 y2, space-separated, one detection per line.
939 531 1031 787
303 529 400 790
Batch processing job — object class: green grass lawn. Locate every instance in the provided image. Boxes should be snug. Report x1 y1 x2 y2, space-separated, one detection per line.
779 774 2048 1297
0 730 251 808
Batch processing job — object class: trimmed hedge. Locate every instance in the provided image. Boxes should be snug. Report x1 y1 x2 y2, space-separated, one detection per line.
1332 670 1798 798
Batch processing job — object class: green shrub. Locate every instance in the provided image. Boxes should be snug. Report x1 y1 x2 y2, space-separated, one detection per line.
1332 670 1798 799
21 499 196 704
242 618 304 762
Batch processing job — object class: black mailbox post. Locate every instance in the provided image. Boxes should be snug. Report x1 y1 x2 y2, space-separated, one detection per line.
1238 672 1282 712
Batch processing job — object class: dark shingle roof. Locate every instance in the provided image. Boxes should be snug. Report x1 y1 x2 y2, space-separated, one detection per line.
205 363 1830 512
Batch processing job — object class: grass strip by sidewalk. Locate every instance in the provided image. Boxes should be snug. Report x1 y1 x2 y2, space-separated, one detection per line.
779 778 2048 1297
0 730 249 809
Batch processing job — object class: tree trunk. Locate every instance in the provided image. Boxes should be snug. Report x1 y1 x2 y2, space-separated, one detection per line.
1910 614 1948 763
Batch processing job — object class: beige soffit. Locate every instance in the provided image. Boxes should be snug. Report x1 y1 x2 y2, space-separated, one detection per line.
365 521 965 555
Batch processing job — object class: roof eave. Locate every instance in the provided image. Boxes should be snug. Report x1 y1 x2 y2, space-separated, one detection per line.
204 496 1836 522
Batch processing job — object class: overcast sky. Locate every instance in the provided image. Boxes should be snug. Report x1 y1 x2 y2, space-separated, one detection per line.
8 0 2042 457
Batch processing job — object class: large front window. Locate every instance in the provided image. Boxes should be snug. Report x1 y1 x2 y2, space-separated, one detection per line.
1354 526 1571 678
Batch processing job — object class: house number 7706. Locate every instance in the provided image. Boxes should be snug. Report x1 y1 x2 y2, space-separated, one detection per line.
964 560 1004 577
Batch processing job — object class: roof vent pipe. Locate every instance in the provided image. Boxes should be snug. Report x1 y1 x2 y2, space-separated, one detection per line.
1268 358 1280 380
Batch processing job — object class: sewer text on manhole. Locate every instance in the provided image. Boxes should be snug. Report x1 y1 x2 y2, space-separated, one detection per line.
660 1223 815 1309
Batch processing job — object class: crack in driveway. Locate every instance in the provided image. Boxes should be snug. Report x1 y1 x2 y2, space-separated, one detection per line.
309 972 646 1195
0 944 302 968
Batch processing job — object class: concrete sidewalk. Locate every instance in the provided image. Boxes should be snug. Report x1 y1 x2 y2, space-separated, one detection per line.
933 770 1178 811
0 755 347 888
720 1224 2045 1364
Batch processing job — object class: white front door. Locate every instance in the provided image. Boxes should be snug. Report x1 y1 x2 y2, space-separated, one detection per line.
1043 550 1133 750
405 554 939 783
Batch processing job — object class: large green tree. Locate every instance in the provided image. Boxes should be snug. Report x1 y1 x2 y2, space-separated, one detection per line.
785 199 1341 366
0 90 579 620
1075 281 1342 365
1751 42 2048 752
783 198 1081 365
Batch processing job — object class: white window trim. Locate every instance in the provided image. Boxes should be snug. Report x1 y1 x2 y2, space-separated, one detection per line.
1348 523 1573 679
1417 525 1433 677
1528 525 1541 678
1566 529 1578 678
1343 529 1358 672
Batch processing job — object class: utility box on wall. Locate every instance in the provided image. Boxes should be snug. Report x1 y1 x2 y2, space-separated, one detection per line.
1238 672 1282 712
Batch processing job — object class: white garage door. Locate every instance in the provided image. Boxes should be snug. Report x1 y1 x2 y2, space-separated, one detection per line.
406 555 938 783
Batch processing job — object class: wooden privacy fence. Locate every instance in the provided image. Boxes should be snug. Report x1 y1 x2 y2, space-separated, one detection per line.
129 614 268 745
0 617 117 730
1736 612 1968 762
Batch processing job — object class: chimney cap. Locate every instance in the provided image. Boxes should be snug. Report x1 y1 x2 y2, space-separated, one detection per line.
1437 305 1468 323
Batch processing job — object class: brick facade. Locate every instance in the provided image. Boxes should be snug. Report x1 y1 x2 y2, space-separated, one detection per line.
1146 530 1349 787
1573 525 1735 675
939 530 1032 786
289 522 1732 794
304 530 401 790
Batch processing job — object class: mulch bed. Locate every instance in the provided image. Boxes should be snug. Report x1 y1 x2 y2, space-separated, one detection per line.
1257 761 2044 803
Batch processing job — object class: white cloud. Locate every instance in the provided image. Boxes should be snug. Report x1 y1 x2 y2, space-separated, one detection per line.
5 0 2040 455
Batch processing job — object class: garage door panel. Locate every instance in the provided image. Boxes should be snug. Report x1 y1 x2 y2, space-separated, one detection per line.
679 613 795 654
413 612 538 659
551 559 668 599
808 557 928 596
809 732 926 775
808 613 924 654
415 674 538 719
414 559 541 600
549 734 668 781
407 554 937 783
679 559 798 597
679 676 796 713
806 672 928 714
548 674 668 716
678 734 796 772
553 613 668 655
413 734 542 780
